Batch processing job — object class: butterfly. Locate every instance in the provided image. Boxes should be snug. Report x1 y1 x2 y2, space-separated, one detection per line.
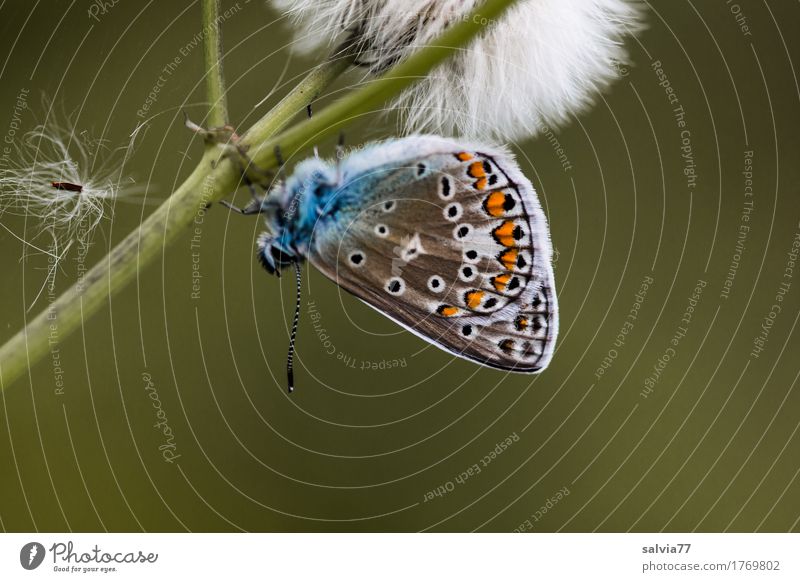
236 135 558 391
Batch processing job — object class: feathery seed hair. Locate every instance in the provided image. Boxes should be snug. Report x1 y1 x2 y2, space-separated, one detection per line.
0 105 140 275
273 0 645 141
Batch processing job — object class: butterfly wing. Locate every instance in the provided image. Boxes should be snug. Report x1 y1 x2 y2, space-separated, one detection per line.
307 136 558 372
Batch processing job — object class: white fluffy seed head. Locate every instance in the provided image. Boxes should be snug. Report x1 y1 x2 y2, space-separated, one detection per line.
0 109 140 273
272 0 645 141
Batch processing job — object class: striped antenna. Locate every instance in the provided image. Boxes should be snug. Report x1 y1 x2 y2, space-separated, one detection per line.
286 260 303 393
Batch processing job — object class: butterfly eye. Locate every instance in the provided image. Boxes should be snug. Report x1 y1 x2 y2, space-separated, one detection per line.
348 251 366 267
427 275 444 293
444 203 463 221
270 246 294 267
386 277 405 295
374 224 389 237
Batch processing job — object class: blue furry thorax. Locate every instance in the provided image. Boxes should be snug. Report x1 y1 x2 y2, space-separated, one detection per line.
257 157 343 274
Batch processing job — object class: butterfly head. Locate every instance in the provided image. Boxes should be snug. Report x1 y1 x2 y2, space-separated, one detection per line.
255 158 338 277
255 231 297 276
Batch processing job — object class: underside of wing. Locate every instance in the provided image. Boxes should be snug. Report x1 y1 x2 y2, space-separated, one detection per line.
308 136 558 372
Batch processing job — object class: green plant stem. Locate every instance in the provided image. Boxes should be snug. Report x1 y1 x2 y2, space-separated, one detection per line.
0 152 238 393
0 0 520 392
0 60 343 393
203 0 228 129
244 53 352 143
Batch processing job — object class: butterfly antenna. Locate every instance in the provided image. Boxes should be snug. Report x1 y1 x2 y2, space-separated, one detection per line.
286 260 303 393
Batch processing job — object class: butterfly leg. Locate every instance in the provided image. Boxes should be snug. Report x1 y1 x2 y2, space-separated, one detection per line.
274 144 285 169
220 156 268 215
183 111 240 149
304 102 323 159
335 131 346 182
184 112 284 215
220 199 264 215
337 131 346 156
183 110 270 177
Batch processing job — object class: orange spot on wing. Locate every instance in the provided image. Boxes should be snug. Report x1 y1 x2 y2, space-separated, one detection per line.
456 152 474 161
515 315 529 331
492 273 511 292
474 177 488 190
499 339 515 354
484 191 506 217
437 305 459 317
499 249 518 270
493 221 517 247
468 161 486 178
465 290 485 309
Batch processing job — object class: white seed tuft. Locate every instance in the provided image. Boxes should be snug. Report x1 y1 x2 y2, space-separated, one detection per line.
0 107 140 300
272 0 646 141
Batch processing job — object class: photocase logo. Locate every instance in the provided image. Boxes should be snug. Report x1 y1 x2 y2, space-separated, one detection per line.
19 542 46 570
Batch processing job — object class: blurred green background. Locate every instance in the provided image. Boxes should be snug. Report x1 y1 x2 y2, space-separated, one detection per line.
0 0 798 532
